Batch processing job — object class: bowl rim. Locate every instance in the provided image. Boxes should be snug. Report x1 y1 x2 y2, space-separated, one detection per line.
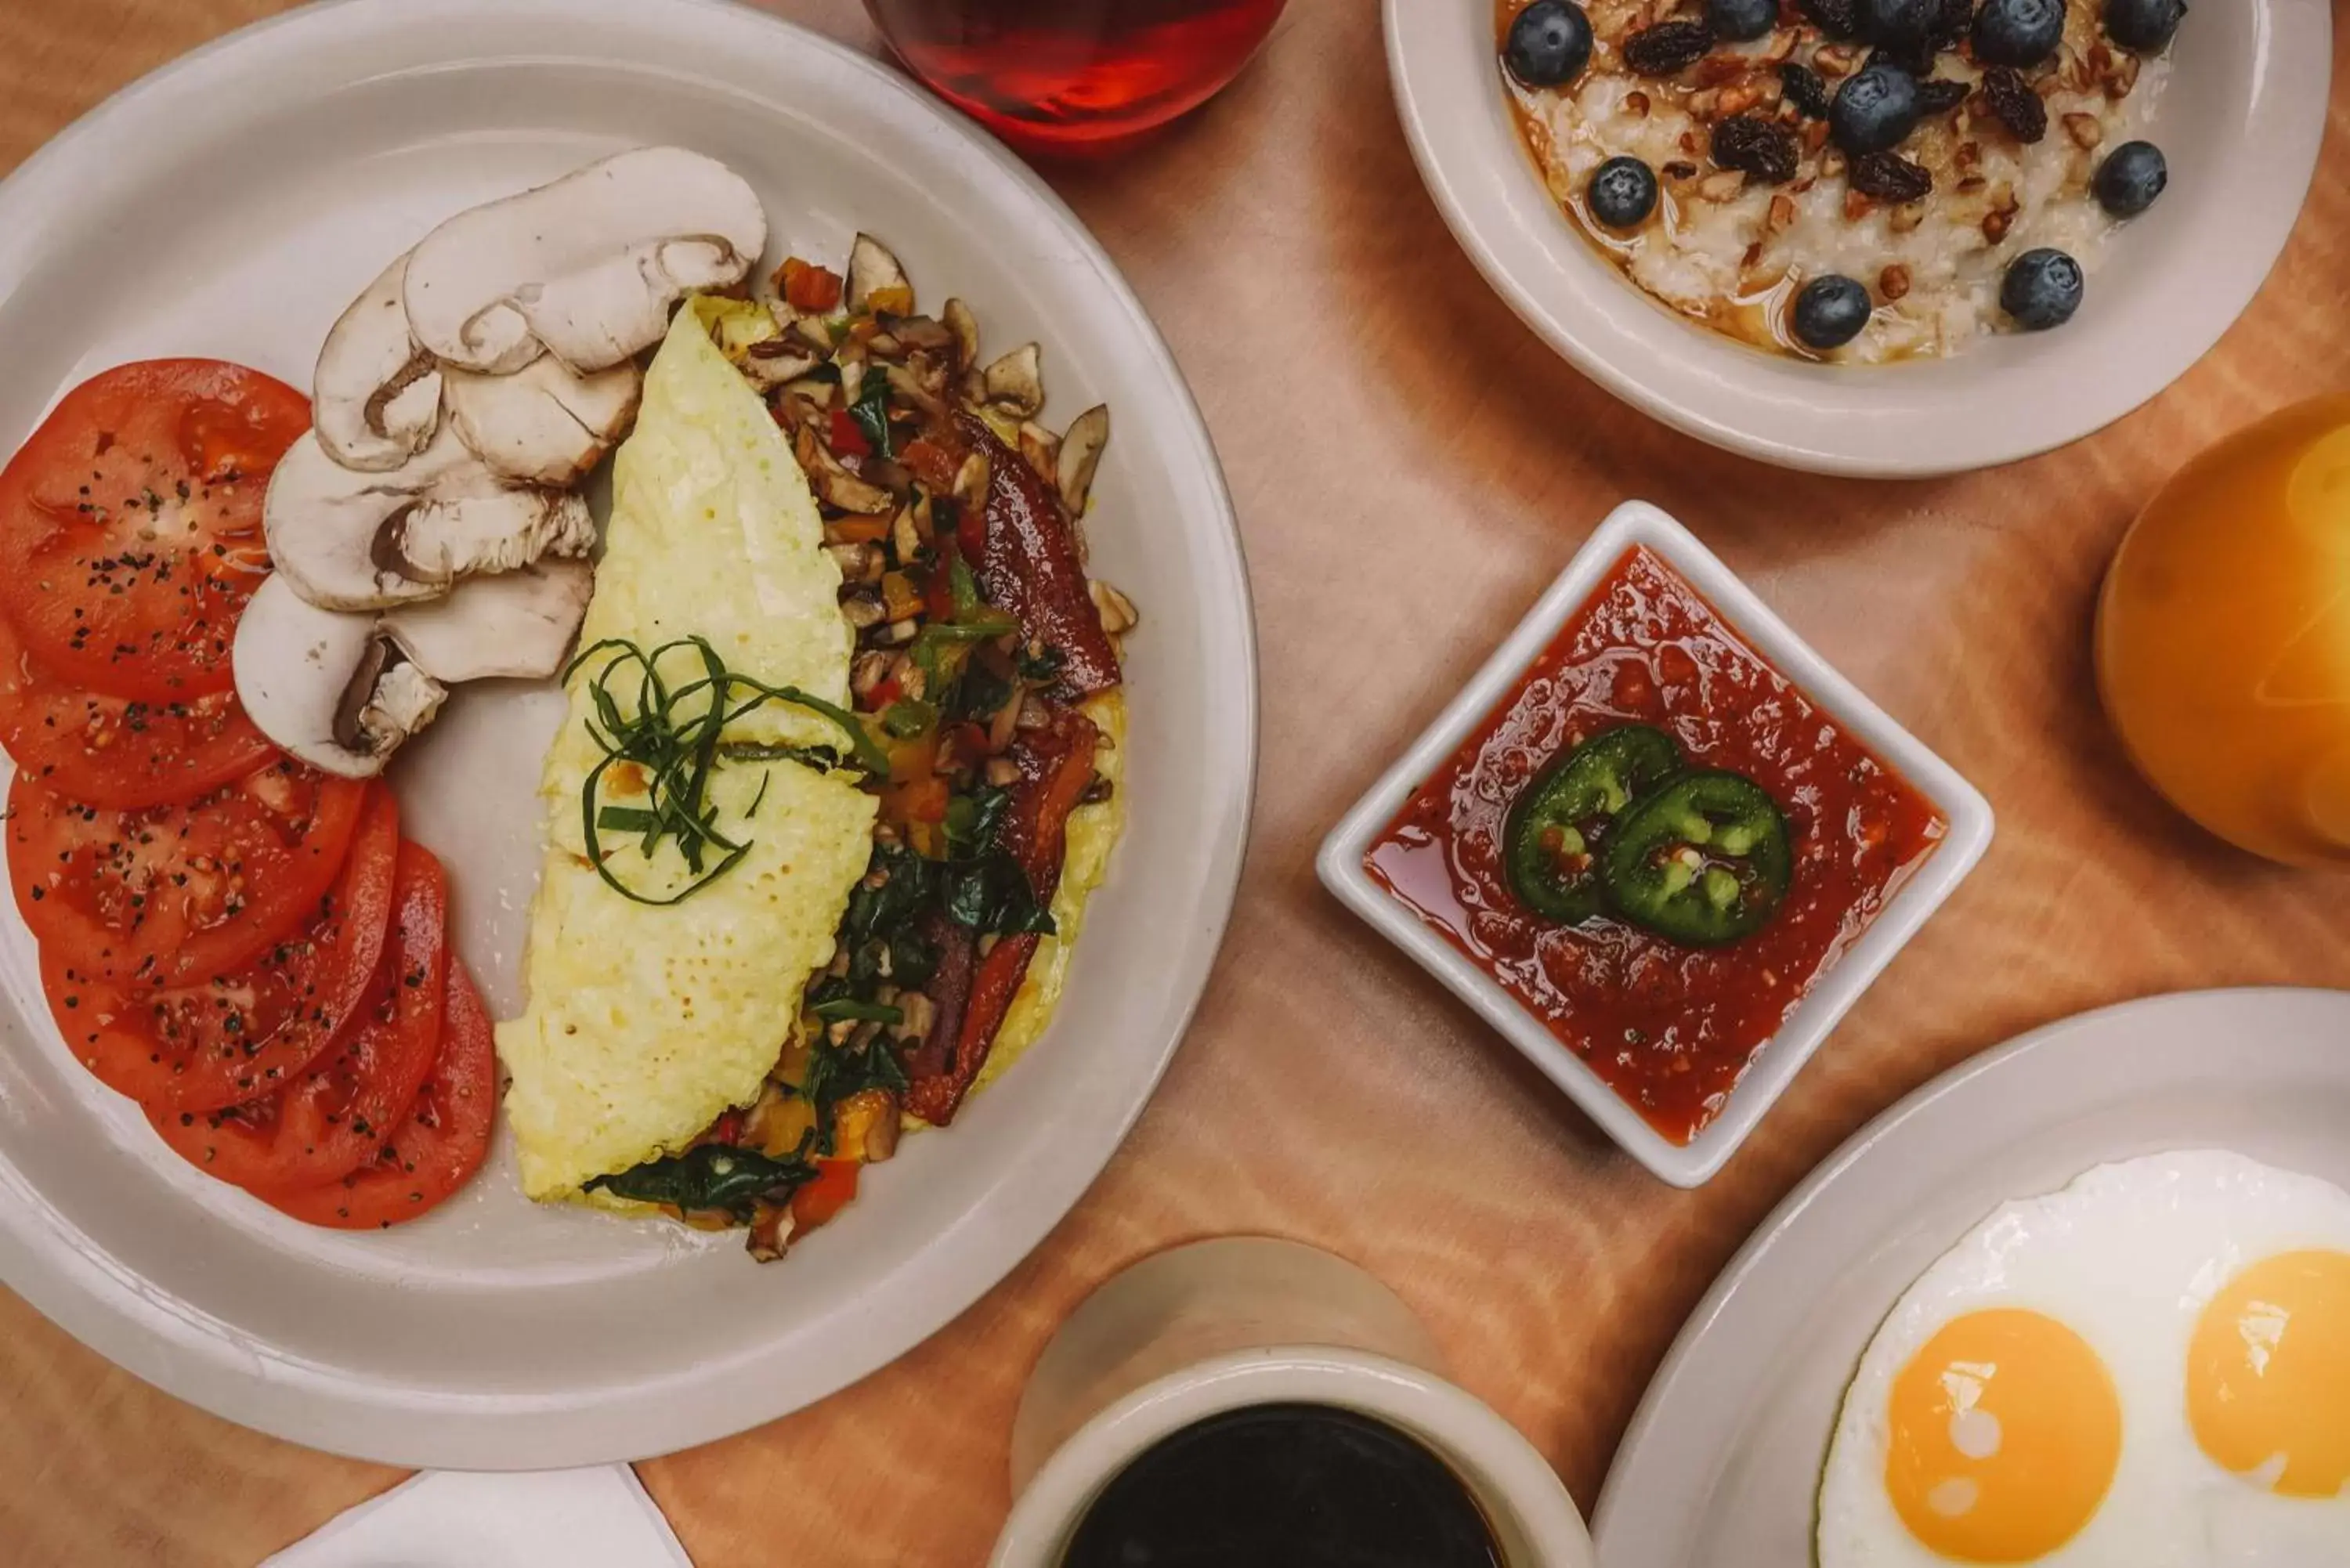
988 1347 1596 1568
0 0 1260 1469
1315 501 1994 1185
1382 0 2334 477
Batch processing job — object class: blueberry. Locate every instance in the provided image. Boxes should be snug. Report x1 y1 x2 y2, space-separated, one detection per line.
1708 0 1781 42
2092 140 2167 216
1972 0 2065 64
1791 274 1873 350
2000 247 2084 330
1829 61 1922 154
2104 0 2185 50
1859 0 1938 49
1587 157 1660 228
1506 0 1596 87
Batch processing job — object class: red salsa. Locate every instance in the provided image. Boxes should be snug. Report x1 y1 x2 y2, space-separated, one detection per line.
1365 546 1946 1145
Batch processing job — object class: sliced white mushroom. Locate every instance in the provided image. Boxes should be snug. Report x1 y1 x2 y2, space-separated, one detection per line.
381 561 594 682
846 233 908 310
942 297 981 371
1017 420 1061 485
403 146 768 374
1056 404 1110 515
265 425 597 612
790 425 895 515
739 341 822 392
981 342 1045 419
389 486 596 587
442 356 642 485
313 251 442 472
233 574 446 779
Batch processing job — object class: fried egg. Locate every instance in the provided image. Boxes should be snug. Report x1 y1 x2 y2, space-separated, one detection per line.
1819 1150 2350 1566
497 303 876 1201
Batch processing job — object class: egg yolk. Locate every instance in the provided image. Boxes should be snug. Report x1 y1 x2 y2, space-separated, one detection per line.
2188 1248 2350 1498
1884 1309 2123 1563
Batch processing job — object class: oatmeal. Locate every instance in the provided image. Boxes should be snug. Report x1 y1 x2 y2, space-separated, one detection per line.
1497 0 2176 362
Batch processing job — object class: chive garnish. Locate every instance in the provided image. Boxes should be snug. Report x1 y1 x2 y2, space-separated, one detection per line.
566 635 886 906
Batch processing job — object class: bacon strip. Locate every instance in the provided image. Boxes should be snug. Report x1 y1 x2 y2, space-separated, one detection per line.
903 706 1100 1125
953 412 1122 699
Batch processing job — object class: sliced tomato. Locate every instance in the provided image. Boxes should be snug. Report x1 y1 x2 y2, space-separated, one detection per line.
149 841 446 1193
267 959 497 1230
0 360 306 701
9 758 365 988
0 608 274 808
43 787 398 1110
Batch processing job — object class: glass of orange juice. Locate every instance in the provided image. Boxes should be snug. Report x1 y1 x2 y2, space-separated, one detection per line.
2096 396 2350 867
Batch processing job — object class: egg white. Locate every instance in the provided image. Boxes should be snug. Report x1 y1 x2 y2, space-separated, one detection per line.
1818 1149 2350 1568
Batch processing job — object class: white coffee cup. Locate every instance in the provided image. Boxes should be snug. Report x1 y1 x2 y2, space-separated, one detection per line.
990 1237 1595 1567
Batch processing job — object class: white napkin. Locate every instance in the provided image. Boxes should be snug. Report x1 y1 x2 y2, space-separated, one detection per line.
262 1466 694 1568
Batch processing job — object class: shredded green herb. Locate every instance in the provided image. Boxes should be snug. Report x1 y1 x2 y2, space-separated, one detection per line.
797 1026 910 1155
566 636 888 906
584 1139 815 1218
849 365 895 459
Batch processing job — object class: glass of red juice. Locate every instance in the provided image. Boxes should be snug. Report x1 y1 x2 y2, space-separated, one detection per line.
863 0 1288 155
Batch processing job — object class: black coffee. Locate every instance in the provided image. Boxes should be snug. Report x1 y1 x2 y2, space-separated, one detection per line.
1062 1402 1505 1568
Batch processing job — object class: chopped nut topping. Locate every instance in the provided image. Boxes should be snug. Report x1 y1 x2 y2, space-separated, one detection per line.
2063 112 2105 150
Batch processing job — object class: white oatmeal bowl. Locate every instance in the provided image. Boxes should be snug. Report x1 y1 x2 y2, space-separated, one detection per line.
1385 0 2330 475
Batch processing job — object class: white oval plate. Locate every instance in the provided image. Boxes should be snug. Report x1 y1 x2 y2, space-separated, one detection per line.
0 0 1255 1469
1384 0 2331 475
1591 988 2350 1563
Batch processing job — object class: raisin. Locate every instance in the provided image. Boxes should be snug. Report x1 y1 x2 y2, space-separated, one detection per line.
1623 18 1716 74
1662 159 1701 179
1980 63 2047 143
1931 0 1974 45
1712 114 1802 183
1799 0 1862 37
1849 149 1933 201
1916 76 1970 113
1867 38 1937 74
1781 61 1832 116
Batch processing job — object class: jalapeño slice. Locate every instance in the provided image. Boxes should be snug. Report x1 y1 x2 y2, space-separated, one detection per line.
1503 724 1682 923
1600 770 1792 946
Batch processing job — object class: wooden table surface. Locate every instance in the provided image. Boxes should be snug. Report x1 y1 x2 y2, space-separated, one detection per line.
2 1 2345 1563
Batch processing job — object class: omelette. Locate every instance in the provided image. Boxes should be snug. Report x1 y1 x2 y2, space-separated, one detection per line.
498 305 877 1202
500 246 1130 1259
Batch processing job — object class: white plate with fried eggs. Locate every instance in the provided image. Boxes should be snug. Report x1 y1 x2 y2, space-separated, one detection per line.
1593 988 2350 1566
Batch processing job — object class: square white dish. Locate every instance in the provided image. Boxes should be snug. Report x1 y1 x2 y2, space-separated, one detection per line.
1316 501 1992 1186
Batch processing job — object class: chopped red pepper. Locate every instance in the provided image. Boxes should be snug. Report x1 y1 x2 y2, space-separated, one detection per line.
780 257 844 313
886 774 952 826
939 721 990 769
902 706 1100 1125
829 407 871 457
901 436 963 494
789 1159 861 1233
863 674 902 714
953 412 1122 699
